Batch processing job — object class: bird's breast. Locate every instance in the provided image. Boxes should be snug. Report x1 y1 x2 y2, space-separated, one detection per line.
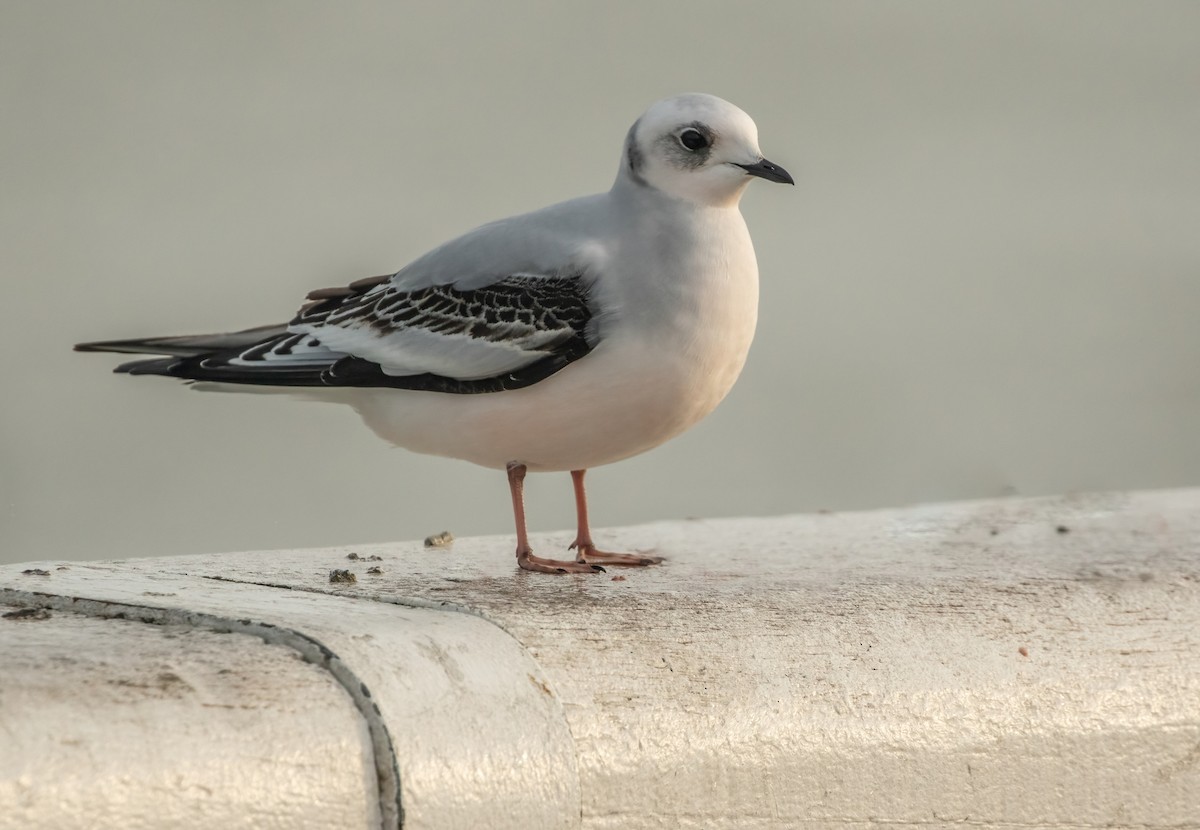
598 212 760 433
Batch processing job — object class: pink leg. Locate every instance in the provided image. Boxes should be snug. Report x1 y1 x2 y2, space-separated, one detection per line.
569 469 664 567
507 463 604 574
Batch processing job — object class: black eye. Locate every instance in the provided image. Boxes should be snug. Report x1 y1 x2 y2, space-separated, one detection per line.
678 128 709 151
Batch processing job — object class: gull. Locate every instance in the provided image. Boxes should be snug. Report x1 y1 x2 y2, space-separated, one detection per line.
76 93 793 574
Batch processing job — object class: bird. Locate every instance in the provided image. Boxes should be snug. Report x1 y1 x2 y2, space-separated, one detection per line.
75 92 793 575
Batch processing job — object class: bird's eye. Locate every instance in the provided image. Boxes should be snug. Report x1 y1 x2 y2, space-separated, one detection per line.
678 128 709 151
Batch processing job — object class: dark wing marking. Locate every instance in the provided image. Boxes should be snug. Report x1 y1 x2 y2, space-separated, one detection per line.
83 274 595 394
293 274 590 350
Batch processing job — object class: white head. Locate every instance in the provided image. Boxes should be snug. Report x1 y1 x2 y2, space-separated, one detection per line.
618 93 793 207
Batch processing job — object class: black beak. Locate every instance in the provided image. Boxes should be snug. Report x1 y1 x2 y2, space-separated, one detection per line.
736 157 794 185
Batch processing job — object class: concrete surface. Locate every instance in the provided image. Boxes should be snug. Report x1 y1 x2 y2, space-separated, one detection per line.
0 603 379 829
2 488 1199 829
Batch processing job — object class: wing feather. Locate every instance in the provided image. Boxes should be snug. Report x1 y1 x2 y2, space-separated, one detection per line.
289 274 592 381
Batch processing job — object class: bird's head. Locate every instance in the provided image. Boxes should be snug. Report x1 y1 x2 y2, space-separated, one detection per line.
620 93 793 208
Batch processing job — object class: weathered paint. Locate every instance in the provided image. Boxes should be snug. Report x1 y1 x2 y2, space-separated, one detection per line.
2 488 1199 828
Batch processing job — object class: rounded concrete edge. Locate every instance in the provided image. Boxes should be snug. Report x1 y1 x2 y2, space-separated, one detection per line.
0 587 403 828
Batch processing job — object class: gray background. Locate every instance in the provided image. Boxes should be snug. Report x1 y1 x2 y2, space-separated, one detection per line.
3 2 1198 566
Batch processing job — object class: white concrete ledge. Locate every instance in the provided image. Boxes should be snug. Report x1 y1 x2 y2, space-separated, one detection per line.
2 488 1199 829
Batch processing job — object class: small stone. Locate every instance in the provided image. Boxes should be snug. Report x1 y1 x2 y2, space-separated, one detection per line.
346 552 360 560
366 554 383 561
424 531 455 548
1018 646 1029 657
367 566 383 575
329 569 357 584
21 569 50 576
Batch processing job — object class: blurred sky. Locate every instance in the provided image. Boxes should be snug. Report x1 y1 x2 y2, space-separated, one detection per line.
2 1 1198 565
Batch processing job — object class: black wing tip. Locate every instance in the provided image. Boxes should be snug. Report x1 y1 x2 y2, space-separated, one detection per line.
75 338 181 357
74 338 186 375
74 336 178 357
74 337 183 359
74 339 121 353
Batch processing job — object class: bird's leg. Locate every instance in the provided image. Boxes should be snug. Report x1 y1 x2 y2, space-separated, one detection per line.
568 469 664 567
507 462 604 574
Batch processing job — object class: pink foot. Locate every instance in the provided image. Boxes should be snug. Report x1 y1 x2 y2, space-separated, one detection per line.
517 548 606 575
572 543 664 568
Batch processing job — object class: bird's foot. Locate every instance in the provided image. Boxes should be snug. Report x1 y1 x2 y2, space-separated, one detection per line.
571 542 664 568
517 548 606 575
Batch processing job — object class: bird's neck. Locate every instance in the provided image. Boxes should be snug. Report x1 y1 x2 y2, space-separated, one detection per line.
609 167 746 212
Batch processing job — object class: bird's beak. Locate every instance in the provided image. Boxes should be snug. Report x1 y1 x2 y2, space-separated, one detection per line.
735 157 794 185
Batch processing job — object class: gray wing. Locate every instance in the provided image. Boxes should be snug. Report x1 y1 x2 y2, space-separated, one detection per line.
286 193 609 382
